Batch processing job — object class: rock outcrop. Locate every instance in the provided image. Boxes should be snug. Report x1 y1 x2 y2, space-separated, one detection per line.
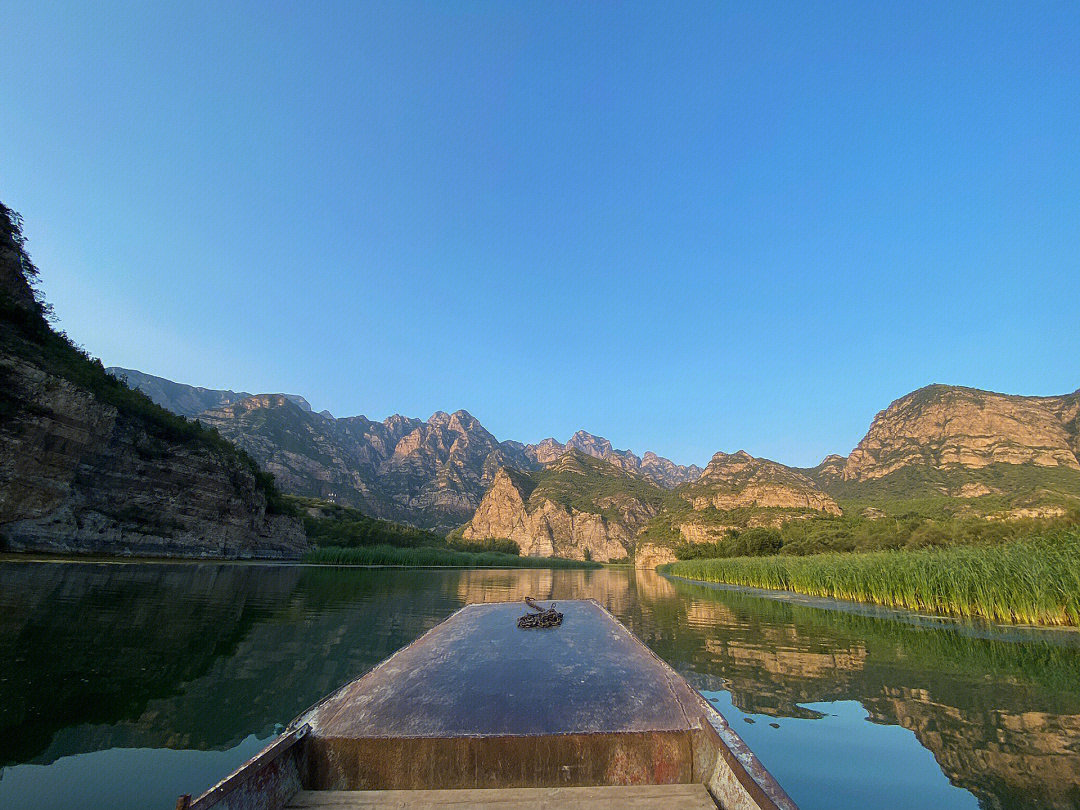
461 452 661 561
524 430 702 488
0 202 306 559
684 450 841 514
836 385 1080 481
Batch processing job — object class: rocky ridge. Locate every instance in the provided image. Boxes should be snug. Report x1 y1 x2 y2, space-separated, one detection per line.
686 450 841 514
830 385 1080 482
461 452 661 562
105 367 314 420
116 371 703 532
524 430 702 487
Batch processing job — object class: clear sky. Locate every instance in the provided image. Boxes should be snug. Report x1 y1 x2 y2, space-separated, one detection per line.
2 1 1078 468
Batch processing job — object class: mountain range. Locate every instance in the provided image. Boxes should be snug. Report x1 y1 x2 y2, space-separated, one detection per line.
107 368 703 530
109 367 1080 565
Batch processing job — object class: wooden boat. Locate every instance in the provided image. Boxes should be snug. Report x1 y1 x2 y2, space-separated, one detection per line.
177 600 797 809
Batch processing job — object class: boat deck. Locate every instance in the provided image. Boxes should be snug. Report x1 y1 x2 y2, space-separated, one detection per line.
182 600 797 810
287 784 716 808
296 600 707 791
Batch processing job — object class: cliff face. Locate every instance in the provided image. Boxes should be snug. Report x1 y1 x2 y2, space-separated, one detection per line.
837 385 1080 481
685 450 841 514
199 397 536 531
461 453 661 561
805 384 1080 516
0 203 306 559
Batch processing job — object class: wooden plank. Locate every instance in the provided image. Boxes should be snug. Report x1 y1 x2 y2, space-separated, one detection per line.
287 784 717 808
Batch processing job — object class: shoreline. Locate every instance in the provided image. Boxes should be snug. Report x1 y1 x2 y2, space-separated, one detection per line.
0 552 600 571
661 573 1080 641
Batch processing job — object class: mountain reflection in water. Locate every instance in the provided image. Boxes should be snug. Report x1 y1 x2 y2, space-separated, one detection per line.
0 562 1078 810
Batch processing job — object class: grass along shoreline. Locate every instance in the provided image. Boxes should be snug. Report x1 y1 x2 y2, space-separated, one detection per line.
304 544 601 569
659 528 1080 626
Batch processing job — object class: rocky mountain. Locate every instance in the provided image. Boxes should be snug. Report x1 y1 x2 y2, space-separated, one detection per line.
0 202 306 559
685 451 841 514
461 452 664 561
833 384 1080 481
811 384 1080 517
105 368 253 418
109 371 704 532
524 430 702 487
196 395 535 530
107 367 314 419
103 366 1080 554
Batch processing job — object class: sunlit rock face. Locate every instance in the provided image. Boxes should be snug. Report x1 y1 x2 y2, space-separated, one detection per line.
462 454 658 562
683 450 842 515
836 385 1080 481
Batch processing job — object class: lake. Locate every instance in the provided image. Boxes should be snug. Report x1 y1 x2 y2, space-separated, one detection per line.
1 561 1078 810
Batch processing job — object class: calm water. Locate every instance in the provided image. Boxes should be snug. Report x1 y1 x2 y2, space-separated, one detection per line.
1 562 1079 810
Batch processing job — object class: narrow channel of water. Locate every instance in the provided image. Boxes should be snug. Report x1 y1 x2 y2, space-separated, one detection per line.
0 561 1077 810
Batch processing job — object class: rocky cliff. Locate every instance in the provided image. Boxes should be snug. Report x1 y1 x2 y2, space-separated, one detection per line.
685 450 841 514
837 385 1080 481
811 384 1080 516
461 452 664 561
0 203 306 559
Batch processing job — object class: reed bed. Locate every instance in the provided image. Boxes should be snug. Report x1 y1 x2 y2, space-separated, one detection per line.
661 529 1080 626
304 544 601 569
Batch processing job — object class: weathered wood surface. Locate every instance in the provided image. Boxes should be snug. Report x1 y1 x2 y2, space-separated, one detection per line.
287 784 717 808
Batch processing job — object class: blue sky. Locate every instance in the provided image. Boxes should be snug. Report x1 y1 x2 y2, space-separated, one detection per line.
2 1 1078 468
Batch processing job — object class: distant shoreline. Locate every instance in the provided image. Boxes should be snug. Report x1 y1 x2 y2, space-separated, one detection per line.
0 551 599 570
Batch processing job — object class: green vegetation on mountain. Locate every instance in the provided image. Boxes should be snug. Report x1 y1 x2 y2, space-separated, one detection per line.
524 452 673 520
822 463 1080 520
291 496 442 547
662 527 1080 626
648 508 1078 560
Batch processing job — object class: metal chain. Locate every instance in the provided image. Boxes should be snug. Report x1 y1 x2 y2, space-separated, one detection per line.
516 596 563 629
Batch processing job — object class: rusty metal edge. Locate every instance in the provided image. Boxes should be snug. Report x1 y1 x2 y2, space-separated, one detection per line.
586 599 799 810
185 724 309 810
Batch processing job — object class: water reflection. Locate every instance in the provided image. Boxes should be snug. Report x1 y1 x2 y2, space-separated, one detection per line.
0 561 1078 810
